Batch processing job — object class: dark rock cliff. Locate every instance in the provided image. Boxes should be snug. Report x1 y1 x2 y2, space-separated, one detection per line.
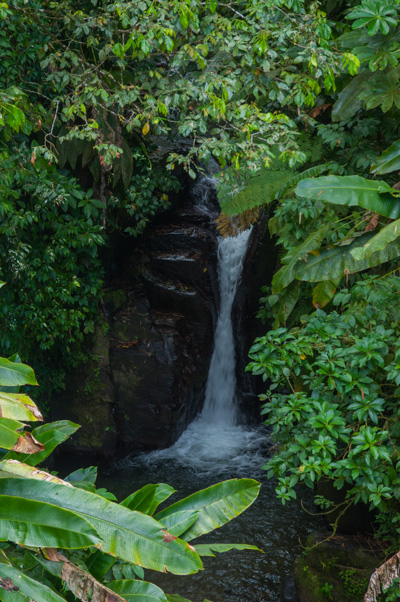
53 181 275 457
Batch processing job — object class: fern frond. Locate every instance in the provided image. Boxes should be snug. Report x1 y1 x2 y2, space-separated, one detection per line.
217 169 293 217
276 163 338 200
216 208 260 238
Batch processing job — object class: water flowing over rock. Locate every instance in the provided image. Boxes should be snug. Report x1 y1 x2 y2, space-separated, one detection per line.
54 176 269 456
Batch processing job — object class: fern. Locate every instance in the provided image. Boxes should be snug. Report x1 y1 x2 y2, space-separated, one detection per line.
275 163 338 200
217 168 293 217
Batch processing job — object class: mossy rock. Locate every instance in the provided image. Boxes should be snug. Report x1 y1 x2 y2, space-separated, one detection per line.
294 533 383 602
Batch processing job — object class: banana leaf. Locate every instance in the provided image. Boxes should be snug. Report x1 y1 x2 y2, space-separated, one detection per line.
0 418 44 453
160 510 199 537
0 487 100 549
350 218 400 261
0 562 66 602
155 479 260 542
121 483 175 514
295 175 400 219
0 392 42 422
0 478 202 575
272 224 331 293
108 579 167 602
294 232 400 281
0 359 37 388
193 543 262 556
371 140 400 174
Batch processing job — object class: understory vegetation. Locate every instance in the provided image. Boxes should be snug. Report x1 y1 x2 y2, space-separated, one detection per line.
3 0 400 599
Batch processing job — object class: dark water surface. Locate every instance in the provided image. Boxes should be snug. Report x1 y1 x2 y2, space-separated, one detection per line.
95 449 323 602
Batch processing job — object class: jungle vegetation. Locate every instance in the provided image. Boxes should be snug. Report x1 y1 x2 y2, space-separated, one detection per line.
3 0 400 599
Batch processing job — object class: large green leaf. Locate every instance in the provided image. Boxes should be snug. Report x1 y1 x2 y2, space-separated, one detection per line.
24 420 80 466
121 483 175 515
295 175 400 219
155 479 260 542
193 543 262 556
160 510 199 537
0 418 44 453
293 232 400 281
331 71 374 122
272 224 331 293
0 359 37 388
0 392 42 422
371 140 400 175
0 483 100 549
350 219 400 261
0 459 68 484
108 580 167 602
0 559 66 602
0 478 202 575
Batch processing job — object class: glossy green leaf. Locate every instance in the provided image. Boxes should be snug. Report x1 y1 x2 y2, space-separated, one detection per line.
160 510 199 537
166 596 193 602
350 218 400 261
0 392 42 422
0 480 100 549
66 465 97 483
0 563 66 602
85 548 117 580
155 479 260 541
0 359 37 388
371 140 400 175
121 483 175 515
0 478 202 575
294 232 400 281
194 543 263 556
296 175 400 219
108 580 167 602
4 421 79 465
272 224 331 293
0 417 43 453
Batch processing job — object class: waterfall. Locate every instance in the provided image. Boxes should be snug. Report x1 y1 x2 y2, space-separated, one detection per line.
142 179 265 472
201 229 251 425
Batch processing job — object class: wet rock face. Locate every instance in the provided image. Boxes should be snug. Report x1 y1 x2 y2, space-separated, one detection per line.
108 206 219 452
54 195 219 456
56 178 269 456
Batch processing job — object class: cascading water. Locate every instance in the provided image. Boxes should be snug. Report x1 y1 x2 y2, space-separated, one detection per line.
144 182 266 471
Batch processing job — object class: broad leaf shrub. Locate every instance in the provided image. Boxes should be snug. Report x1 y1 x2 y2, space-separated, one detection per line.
247 274 400 520
0 353 261 602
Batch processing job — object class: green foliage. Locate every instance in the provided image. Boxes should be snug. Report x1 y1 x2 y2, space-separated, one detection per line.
0 356 261 602
247 274 400 516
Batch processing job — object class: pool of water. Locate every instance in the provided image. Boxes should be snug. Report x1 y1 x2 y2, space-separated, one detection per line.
96 440 323 602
